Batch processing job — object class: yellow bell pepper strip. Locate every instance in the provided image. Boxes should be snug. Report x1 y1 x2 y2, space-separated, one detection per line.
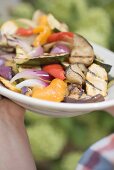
38 15 48 25
33 15 52 46
0 76 21 93
32 78 67 102
33 26 52 46
33 26 44 34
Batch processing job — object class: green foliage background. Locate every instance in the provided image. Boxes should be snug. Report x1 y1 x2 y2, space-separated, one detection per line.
9 0 114 169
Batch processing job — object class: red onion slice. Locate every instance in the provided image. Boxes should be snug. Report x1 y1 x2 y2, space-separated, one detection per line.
0 53 15 61
0 65 13 80
0 59 5 66
50 44 70 54
10 69 51 83
16 79 49 88
28 45 44 58
6 35 32 52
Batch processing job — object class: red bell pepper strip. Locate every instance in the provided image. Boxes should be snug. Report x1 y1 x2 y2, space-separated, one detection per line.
16 27 33 36
47 32 74 43
43 64 66 80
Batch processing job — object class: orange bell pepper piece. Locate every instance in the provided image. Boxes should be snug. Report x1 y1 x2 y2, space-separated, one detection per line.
32 78 67 102
33 15 52 47
33 26 52 46
33 26 44 34
38 15 48 25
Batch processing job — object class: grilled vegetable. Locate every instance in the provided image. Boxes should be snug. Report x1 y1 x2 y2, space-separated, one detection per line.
69 34 94 66
33 15 52 46
66 84 87 100
43 41 72 53
66 64 85 85
77 63 88 76
94 58 112 73
15 46 30 64
16 19 36 28
32 78 67 102
16 79 49 88
0 76 20 92
10 70 51 83
0 21 18 35
65 83 104 103
0 35 32 52
47 14 69 32
86 63 108 96
0 65 13 80
14 45 44 64
18 53 69 66
43 64 65 80
47 32 74 43
16 27 33 36
108 80 114 89
50 44 70 54
0 10 110 104
64 94 104 103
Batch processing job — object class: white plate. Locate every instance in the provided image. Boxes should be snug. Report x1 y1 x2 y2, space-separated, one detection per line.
0 43 114 117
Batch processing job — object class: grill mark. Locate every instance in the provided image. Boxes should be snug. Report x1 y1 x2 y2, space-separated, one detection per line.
77 64 88 75
86 80 102 91
78 89 85 99
88 70 101 79
68 85 77 95
69 65 84 80
88 70 107 82
68 84 84 99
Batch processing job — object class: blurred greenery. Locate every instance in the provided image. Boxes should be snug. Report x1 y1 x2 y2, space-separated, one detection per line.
10 2 34 19
25 110 114 170
60 152 82 170
8 0 114 169
27 122 67 161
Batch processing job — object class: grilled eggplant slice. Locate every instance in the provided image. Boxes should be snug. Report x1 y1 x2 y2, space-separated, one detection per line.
77 63 88 76
94 58 112 73
86 63 108 97
66 64 86 85
65 83 104 103
16 52 69 65
69 34 94 66
66 84 86 100
64 94 104 103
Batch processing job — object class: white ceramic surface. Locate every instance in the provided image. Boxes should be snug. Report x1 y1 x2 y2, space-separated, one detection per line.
0 43 114 117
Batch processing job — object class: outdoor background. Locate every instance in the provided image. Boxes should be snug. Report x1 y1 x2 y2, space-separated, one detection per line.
1 0 114 169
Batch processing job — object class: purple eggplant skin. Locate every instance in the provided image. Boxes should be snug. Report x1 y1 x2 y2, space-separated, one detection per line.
64 94 105 103
0 65 13 80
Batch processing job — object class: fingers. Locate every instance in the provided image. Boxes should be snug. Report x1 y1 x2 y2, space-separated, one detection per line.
0 97 26 123
104 107 114 116
0 95 3 100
